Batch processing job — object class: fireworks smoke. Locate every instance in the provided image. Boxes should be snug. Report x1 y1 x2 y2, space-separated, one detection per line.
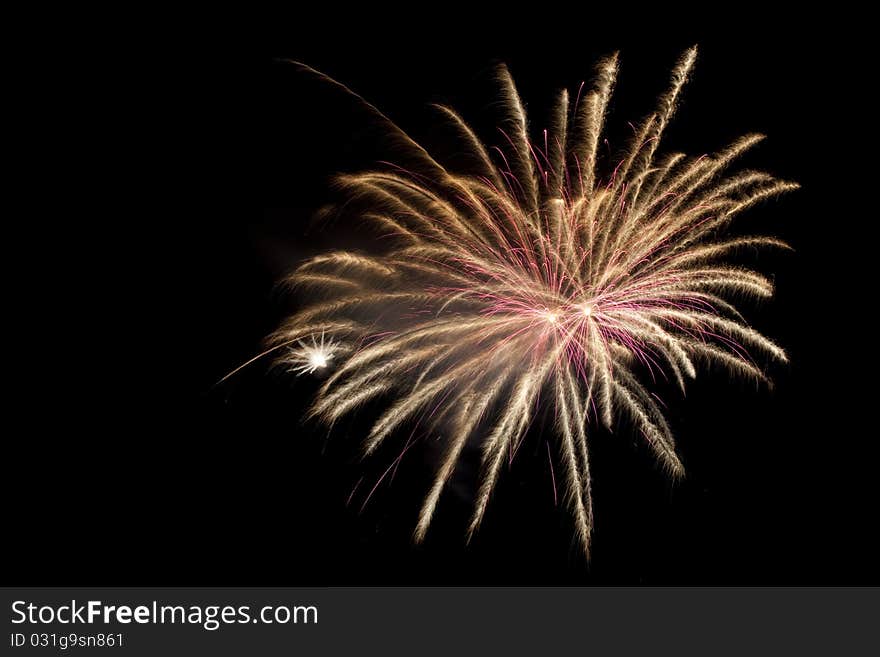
256 48 796 557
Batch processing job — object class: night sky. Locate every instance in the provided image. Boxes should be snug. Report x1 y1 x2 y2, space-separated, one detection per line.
9 9 874 586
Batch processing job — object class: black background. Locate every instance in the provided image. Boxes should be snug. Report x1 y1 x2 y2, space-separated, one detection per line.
9 8 875 585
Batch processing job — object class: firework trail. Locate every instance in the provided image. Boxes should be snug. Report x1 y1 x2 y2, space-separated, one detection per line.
256 48 796 557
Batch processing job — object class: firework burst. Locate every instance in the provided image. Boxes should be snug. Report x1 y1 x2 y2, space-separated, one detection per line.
258 47 796 557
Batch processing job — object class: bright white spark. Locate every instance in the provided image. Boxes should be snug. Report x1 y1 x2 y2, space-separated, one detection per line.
289 333 336 375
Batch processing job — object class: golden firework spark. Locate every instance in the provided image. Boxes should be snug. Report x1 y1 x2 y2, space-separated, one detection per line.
259 47 796 557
